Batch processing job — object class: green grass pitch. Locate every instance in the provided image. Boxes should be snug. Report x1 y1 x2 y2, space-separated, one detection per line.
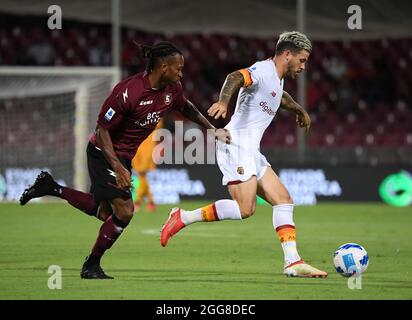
0 201 411 300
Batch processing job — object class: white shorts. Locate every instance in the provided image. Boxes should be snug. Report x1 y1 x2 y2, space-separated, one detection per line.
216 140 271 186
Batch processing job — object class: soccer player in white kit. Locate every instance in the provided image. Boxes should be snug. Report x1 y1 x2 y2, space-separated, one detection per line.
161 31 327 278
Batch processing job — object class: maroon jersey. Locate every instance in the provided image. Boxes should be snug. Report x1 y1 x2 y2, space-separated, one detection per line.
90 72 187 160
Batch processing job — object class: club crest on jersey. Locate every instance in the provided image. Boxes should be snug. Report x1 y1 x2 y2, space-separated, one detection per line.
104 107 116 121
164 93 172 105
237 167 244 175
271 91 276 97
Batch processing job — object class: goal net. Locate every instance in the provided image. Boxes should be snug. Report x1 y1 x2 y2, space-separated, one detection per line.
0 67 119 201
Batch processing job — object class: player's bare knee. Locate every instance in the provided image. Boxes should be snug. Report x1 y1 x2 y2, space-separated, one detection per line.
239 202 256 219
112 199 134 223
97 201 112 221
117 206 134 222
98 210 111 221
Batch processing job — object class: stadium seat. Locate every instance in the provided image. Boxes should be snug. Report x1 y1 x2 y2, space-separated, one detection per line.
1 14 411 148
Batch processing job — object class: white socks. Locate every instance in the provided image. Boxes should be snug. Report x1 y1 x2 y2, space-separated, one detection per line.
272 204 295 228
273 204 301 266
179 201 301 266
281 242 301 267
180 199 242 225
215 199 242 220
180 208 202 225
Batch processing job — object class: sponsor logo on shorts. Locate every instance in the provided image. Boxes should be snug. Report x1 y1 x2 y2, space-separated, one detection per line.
107 169 116 177
237 167 244 175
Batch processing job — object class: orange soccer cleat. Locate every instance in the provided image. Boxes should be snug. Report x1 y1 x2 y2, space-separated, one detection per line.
160 208 185 247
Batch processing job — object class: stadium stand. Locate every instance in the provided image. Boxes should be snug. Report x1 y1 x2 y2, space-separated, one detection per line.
0 13 411 150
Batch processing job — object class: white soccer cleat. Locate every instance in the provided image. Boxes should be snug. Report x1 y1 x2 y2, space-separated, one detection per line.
284 260 328 278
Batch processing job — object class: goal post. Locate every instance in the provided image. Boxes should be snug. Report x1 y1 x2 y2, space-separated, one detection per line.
0 67 120 201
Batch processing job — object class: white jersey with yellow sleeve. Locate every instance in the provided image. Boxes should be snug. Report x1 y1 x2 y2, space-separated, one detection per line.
216 59 284 185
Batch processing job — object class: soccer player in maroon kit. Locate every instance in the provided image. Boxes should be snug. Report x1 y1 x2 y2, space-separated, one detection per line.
20 42 229 279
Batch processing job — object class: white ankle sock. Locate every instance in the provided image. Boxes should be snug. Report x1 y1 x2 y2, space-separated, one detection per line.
180 200 242 225
273 204 301 266
180 208 202 225
281 241 301 267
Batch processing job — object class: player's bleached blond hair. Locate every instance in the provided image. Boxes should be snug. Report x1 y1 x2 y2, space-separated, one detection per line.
275 31 312 54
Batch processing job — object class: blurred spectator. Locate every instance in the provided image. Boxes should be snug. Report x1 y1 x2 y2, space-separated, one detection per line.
336 76 357 115
371 55 396 103
0 13 411 148
357 55 395 105
324 56 347 82
306 71 323 110
28 39 55 65
89 39 111 65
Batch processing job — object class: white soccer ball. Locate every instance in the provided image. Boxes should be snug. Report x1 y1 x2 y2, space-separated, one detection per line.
333 243 369 277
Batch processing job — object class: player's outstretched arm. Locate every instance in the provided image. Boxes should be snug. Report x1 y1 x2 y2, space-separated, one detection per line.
95 125 132 189
178 100 231 143
179 99 215 129
280 90 311 132
207 71 244 119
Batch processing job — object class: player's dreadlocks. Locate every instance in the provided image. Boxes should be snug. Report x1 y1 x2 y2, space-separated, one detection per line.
275 31 312 54
139 41 182 74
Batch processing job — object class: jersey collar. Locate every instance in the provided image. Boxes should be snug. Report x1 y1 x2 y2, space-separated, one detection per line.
271 59 284 86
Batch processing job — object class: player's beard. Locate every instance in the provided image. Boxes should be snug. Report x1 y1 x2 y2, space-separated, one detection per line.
286 65 296 79
167 75 181 85
293 70 302 78
289 67 302 79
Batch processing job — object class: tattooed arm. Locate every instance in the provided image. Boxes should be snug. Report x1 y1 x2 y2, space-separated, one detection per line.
280 90 311 132
207 71 244 119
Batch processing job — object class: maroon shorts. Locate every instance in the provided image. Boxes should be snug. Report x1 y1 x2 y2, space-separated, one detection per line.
86 142 132 204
